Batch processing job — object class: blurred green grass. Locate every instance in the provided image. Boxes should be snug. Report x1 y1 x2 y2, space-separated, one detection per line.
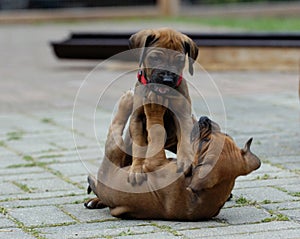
161 16 300 31
176 16 300 31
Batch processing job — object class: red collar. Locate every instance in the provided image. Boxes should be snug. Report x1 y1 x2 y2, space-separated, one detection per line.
137 70 183 88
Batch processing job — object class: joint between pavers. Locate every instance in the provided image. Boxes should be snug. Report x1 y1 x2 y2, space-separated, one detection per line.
0 206 45 239
58 205 81 223
10 153 86 191
11 181 33 193
150 222 184 237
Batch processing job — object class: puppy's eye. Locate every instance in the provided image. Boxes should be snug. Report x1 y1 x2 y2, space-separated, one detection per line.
175 57 185 66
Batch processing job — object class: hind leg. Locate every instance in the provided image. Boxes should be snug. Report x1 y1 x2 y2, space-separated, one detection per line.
85 91 133 209
105 90 133 167
85 175 107 209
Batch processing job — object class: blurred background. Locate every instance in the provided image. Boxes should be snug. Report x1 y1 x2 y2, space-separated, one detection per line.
0 0 299 10
0 0 299 32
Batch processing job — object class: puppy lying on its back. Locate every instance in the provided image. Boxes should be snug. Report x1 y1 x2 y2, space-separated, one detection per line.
85 91 261 220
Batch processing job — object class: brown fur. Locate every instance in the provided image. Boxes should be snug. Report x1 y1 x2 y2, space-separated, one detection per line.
85 91 261 220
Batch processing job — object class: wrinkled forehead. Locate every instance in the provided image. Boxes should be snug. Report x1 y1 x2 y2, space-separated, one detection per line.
146 48 186 58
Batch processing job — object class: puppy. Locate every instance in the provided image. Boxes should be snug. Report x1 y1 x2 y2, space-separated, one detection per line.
85 91 261 220
127 28 199 185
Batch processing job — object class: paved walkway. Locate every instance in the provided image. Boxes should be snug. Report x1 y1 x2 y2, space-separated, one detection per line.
0 21 299 239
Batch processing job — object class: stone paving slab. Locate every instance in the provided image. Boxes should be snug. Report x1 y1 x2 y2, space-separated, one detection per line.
0 195 87 209
38 221 157 239
195 228 300 239
0 21 299 239
233 186 298 203
0 228 35 239
0 216 16 228
9 205 76 227
217 206 270 224
180 221 300 238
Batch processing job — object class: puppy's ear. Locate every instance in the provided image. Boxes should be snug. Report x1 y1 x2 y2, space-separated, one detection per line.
241 138 261 174
184 39 199 75
129 30 156 49
241 137 253 155
191 116 213 143
129 30 157 67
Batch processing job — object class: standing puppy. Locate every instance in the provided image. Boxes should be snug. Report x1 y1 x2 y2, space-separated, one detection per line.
127 28 199 185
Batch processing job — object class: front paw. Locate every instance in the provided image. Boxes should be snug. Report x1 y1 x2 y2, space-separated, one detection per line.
127 165 147 186
143 91 168 118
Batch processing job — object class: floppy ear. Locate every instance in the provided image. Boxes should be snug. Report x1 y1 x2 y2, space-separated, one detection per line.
129 30 157 67
184 39 199 75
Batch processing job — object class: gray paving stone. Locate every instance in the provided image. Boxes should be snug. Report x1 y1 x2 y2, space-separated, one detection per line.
0 195 88 209
267 155 300 165
117 231 180 239
0 171 56 182
0 115 59 133
216 206 270 224
233 186 297 203
69 175 87 185
0 182 24 195
0 216 16 228
21 177 79 193
33 146 102 164
48 161 98 177
0 189 85 202
61 204 115 222
280 209 300 222
42 226 159 238
0 166 45 176
0 152 27 169
39 221 154 239
9 205 75 227
202 228 300 239
0 228 35 239
281 184 300 194
284 162 300 171
234 177 300 189
262 201 300 211
150 219 226 230
180 221 300 238
5 136 61 154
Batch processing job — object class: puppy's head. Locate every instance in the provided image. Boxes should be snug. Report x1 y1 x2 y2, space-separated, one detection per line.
129 28 199 95
189 116 261 192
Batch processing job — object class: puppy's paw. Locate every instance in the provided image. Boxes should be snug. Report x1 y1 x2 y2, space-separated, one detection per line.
84 198 107 209
127 165 147 186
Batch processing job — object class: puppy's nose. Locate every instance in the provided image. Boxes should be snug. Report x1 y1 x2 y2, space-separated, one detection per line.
162 76 174 86
162 72 177 87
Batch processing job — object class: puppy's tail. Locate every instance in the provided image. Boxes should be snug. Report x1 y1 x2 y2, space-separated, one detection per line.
87 175 97 195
